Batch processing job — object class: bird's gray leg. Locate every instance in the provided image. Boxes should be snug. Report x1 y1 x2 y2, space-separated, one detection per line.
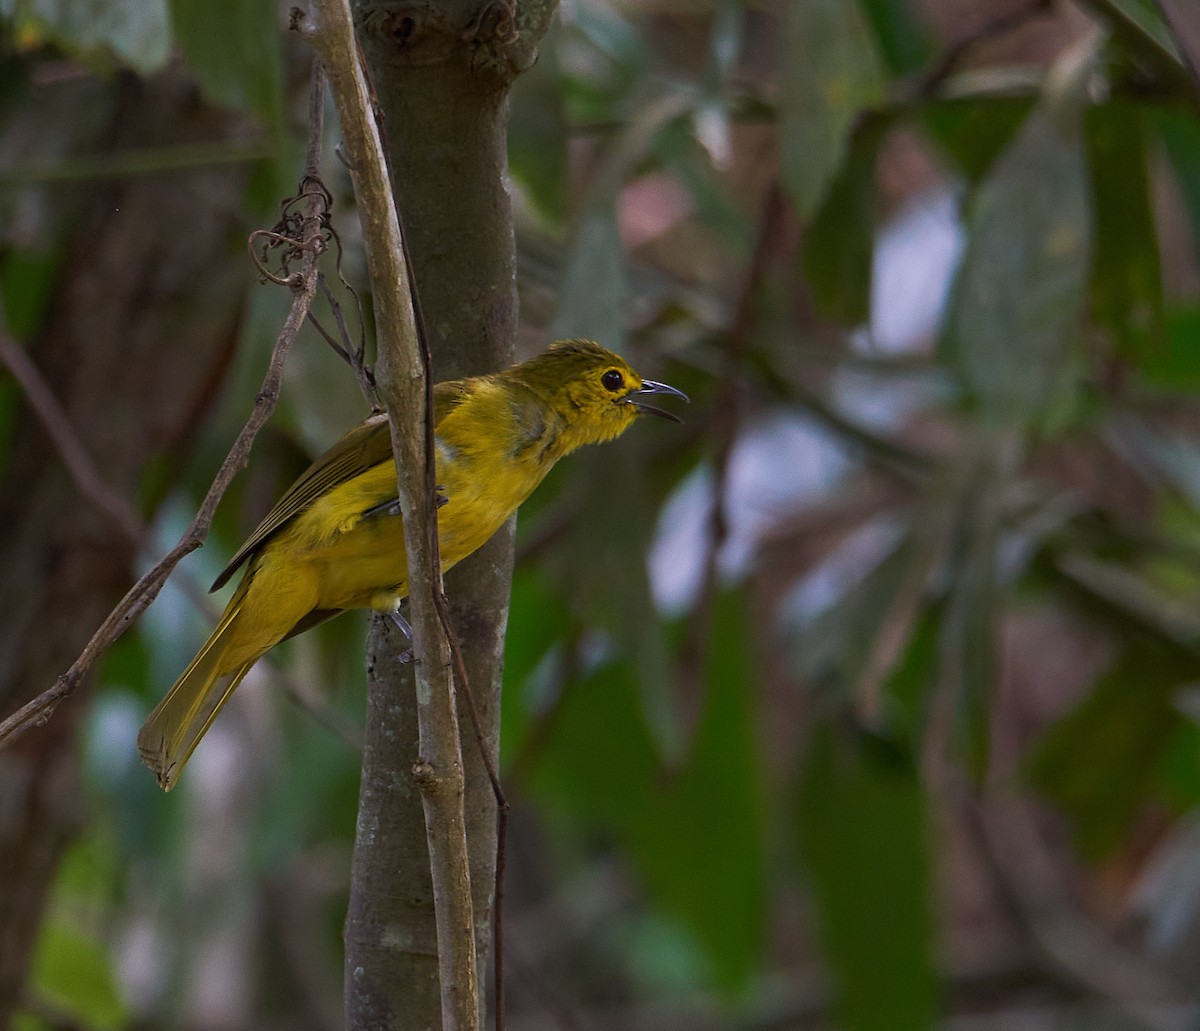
387 603 414 663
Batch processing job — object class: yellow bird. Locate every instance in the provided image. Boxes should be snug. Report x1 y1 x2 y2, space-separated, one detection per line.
137 339 687 789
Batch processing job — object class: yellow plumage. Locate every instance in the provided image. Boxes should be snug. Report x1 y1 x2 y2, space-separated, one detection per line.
137 340 686 789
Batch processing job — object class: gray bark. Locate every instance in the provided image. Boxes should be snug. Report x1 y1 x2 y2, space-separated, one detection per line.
343 1 557 1027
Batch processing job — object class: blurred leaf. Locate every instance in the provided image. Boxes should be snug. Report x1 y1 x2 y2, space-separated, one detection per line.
1159 716 1200 812
690 1 742 170
0 248 57 341
858 0 932 75
941 458 1005 776
780 0 884 218
510 23 568 227
923 95 1035 186
528 658 659 835
557 443 677 750
1156 107 1200 271
1092 0 1183 70
635 589 765 992
166 0 284 130
1144 306 1200 391
788 516 944 719
1085 101 1165 366
1057 547 1200 643
500 565 574 762
797 723 937 1031
4 0 170 74
940 84 1091 430
29 839 126 1031
504 566 572 693
552 206 625 349
883 605 942 750
566 0 649 123
552 80 694 345
1027 641 1191 860
50 834 119 901
652 116 746 248
804 112 893 324
30 925 125 1029
529 590 766 993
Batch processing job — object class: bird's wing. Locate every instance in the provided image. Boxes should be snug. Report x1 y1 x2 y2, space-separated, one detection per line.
211 381 475 592
433 378 472 423
211 413 394 590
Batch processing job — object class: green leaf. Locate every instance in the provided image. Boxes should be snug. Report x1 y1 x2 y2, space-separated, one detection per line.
500 566 574 762
883 605 942 750
528 589 766 993
1093 0 1183 70
779 0 884 218
509 23 568 227
1140 306 1200 390
1156 107 1200 272
634 589 766 992
527 659 659 838
166 0 284 130
554 443 676 750
1086 101 1166 366
29 838 126 1031
551 206 626 350
6 0 170 74
797 723 937 1031
0 248 58 341
29 923 126 1030
940 91 1091 431
858 0 932 76
1027 641 1192 860
923 95 1035 186
803 112 892 324
1159 716 1200 812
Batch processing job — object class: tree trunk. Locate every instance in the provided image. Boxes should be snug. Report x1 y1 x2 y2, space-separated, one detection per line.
0 71 255 1026
343 2 557 1027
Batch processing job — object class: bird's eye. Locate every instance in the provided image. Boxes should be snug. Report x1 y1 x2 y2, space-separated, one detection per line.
601 369 625 392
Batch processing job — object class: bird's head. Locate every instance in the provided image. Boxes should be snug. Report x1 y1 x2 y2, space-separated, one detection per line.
512 339 689 448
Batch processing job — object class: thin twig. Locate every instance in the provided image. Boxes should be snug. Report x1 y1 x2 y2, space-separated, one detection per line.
315 270 379 407
0 334 146 544
398 146 510 1029
919 0 1055 97
0 59 329 750
431 584 510 1030
0 330 360 748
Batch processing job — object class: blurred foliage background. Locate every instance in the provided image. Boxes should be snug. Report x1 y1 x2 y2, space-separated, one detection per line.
4 0 1200 1028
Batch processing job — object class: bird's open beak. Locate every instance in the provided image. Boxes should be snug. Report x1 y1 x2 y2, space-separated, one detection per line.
625 379 689 423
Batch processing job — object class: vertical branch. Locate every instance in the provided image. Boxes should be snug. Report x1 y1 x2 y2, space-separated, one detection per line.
296 4 480 1030
348 2 560 1026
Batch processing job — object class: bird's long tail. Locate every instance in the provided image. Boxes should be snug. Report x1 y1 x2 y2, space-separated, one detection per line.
137 594 255 791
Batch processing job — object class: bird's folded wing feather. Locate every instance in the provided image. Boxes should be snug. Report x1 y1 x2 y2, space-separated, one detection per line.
210 380 474 592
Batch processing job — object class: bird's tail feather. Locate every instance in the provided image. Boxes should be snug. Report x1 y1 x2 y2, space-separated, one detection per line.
137 596 255 791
